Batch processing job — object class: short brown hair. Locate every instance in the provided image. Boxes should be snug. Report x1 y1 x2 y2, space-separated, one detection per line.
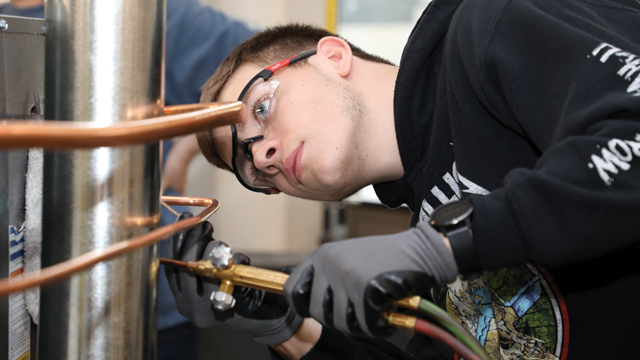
196 23 394 172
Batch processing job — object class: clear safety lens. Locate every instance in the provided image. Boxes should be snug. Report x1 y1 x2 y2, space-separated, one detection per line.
233 142 274 189
236 77 280 142
233 77 280 191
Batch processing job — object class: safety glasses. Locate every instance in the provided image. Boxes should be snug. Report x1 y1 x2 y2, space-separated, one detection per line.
232 50 317 194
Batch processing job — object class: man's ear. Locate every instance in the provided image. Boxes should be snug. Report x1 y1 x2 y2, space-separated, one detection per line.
316 36 353 78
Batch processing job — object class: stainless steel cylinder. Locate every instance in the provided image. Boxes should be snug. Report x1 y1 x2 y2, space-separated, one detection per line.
40 1 165 359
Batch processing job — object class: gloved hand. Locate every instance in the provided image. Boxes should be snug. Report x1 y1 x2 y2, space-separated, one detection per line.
165 212 304 345
284 221 459 337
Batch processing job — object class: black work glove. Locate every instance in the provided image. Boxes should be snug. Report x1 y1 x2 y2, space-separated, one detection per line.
284 221 459 337
165 212 303 345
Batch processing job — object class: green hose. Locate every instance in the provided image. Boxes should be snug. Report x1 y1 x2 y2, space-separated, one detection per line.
417 298 492 360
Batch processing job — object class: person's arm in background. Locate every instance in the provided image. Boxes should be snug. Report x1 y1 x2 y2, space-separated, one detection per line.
165 0 254 106
161 0 255 194
162 134 200 194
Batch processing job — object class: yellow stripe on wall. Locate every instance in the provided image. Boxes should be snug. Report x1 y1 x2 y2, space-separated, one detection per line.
326 0 338 32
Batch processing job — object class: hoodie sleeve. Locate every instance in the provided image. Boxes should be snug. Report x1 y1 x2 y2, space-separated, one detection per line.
446 0 640 270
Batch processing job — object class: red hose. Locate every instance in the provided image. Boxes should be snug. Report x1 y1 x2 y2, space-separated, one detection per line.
414 319 481 360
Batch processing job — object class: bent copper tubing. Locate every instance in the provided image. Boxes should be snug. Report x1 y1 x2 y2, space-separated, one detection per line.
0 102 244 149
163 103 227 115
0 196 219 297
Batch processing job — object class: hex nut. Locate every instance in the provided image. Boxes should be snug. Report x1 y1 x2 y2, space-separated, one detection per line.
207 243 233 269
210 291 236 311
212 247 224 259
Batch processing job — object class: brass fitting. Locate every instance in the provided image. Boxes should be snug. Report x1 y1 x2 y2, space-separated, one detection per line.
187 259 289 311
383 311 417 330
211 280 236 311
393 295 421 310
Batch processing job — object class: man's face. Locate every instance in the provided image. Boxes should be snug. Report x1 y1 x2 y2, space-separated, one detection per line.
213 61 368 201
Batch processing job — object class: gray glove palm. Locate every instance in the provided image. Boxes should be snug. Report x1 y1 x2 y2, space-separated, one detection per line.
165 212 303 345
284 221 459 337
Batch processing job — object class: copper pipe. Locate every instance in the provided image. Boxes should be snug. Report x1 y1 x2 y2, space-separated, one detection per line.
0 196 219 297
123 213 163 228
163 103 229 115
162 200 181 217
159 258 187 268
0 101 244 149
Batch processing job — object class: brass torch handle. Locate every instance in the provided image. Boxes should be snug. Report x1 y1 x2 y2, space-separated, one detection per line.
232 264 288 295
188 260 288 295
187 259 416 303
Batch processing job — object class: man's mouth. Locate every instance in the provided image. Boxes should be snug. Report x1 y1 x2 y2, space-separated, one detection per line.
284 143 304 185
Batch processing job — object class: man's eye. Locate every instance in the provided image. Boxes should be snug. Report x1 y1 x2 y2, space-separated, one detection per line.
254 99 270 121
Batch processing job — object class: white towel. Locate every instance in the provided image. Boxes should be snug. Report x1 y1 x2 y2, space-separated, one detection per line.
24 148 43 325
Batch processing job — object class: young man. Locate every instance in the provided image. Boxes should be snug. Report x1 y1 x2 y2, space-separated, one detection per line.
167 0 640 359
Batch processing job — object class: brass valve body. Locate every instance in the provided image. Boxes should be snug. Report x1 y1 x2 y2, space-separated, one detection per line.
187 259 289 296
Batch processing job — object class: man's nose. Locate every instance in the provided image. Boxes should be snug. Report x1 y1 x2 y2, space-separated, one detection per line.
252 139 280 175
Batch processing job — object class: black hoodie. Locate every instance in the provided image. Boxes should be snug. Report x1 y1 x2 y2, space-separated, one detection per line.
275 0 640 359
